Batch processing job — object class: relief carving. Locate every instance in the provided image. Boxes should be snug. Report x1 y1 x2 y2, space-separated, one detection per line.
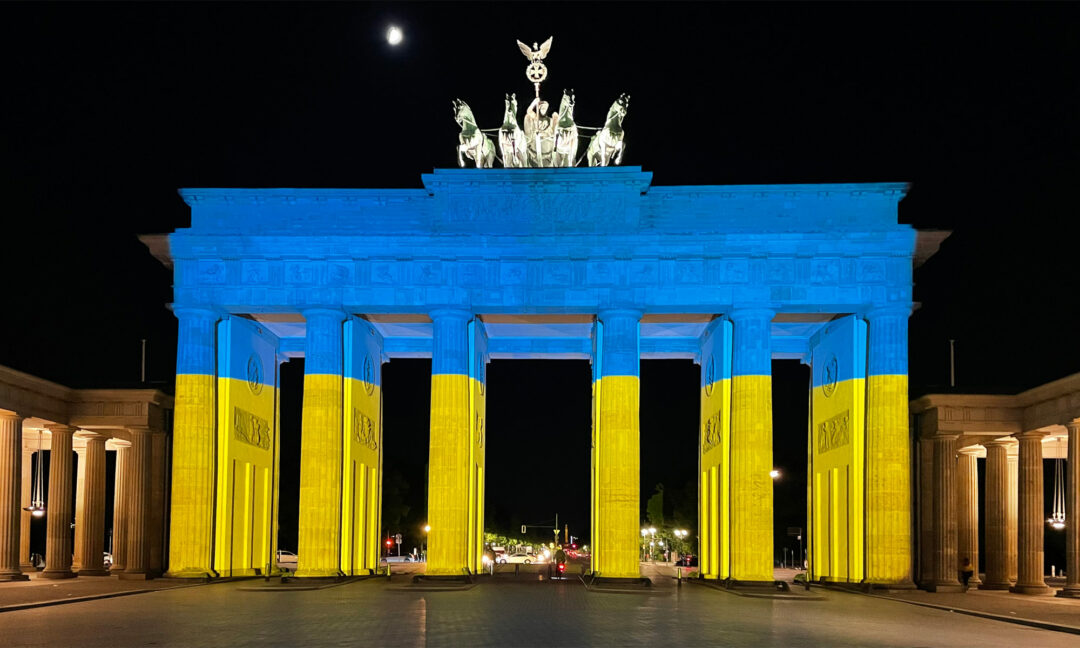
701 411 722 454
352 408 378 451
817 410 850 454
233 406 271 450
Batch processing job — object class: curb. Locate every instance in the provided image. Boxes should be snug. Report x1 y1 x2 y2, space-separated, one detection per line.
686 578 827 600
0 580 212 614
825 587 1080 636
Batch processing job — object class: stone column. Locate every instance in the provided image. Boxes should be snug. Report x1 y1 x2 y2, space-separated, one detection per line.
42 425 75 579
1007 449 1018 583
956 446 981 585
1011 431 1050 594
0 413 28 581
729 308 774 583
111 445 129 572
148 431 166 576
121 427 152 579
295 308 347 578
980 440 1012 589
425 309 476 576
73 437 108 575
591 309 642 579
929 434 962 591
166 307 219 578
19 444 32 572
1059 421 1080 598
864 306 914 587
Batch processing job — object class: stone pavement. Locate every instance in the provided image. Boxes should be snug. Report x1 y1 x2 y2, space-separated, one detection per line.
2 569 1078 647
0 572 198 611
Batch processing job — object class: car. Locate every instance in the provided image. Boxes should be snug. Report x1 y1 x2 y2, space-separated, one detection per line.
502 552 545 564
276 550 298 571
675 554 697 567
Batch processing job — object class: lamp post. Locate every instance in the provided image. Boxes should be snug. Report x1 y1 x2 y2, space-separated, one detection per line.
648 527 656 561
422 524 430 562
640 528 648 561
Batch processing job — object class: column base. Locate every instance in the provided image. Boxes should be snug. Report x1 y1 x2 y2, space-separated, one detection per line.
0 571 30 581
40 569 76 579
293 569 346 579
19 562 34 573
865 578 918 591
1055 586 1080 598
978 581 1012 590
76 568 112 577
926 581 964 593
117 571 152 581
164 567 216 579
1010 583 1052 595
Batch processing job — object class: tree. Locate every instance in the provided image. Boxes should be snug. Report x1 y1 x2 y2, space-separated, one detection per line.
646 483 665 528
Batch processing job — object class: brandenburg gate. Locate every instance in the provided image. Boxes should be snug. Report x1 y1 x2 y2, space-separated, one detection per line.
147 166 920 586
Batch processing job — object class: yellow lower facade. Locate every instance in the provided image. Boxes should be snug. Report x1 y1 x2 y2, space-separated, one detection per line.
592 375 640 579
865 373 912 585
166 373 218 577
426 373 485 575
729 374 773 582
295 372 345 577
699 378 731 579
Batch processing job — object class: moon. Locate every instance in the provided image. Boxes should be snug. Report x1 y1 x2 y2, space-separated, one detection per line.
386 26 403 46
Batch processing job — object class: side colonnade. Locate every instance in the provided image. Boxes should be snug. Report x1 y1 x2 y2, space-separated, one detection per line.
0 370 171 581
912 377 1080 597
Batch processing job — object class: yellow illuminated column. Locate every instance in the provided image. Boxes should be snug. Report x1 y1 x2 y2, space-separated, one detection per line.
592 309 641 579
0 413 28 581
296 309 346 578
729 309 774 582
864 306 914 587
166 307 219 578
426 309 485 576
698 318 731 580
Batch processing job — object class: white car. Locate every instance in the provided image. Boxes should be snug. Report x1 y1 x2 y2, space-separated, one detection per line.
501 552 544 565
276 550 298 572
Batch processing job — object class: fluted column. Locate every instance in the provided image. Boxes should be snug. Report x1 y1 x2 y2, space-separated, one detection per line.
1007 450 1018 583
980 440 1012 589
166 307 219 578
729 308 774 582
591 309 642 579
111 445 129 572
121 427 152 579
73 437 108 575
1011 431 1050 594
1059 421 1080 598
296 308 347 578
19 444 32 572
148 431 166 576
956 446 981 585
929 434 962 591
426 309 475 576
0 413 28 581
864 306 914 587
42 425 75 579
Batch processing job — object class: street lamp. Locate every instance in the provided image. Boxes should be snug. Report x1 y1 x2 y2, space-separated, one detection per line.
770 469 781 479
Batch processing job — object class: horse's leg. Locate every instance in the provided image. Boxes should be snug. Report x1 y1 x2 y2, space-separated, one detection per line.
614 139 624 165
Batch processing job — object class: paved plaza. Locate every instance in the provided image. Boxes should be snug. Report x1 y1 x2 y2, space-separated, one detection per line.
1 569 1077 647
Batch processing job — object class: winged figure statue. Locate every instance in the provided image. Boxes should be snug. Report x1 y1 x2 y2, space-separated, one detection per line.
516 37 553 65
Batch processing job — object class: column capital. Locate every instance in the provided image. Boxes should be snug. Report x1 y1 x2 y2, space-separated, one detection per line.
428 308 472 322
863 304 913 320
931 432 961 441
727 307 775 322
170 305 224 321
983 437 1017 449
45 424 76 435
1064 419 1080 432
0 411 23 423
957 445 983 456
1014 429 1051 441
597 308 643 322
301 307 348 322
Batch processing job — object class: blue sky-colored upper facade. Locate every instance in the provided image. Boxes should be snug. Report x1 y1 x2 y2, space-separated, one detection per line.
166 167 913 362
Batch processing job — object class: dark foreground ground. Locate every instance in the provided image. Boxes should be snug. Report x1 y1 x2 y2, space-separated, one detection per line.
1 563 1078 647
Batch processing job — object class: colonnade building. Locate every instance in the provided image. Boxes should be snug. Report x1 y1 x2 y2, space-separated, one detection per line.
0 366 172 580
913 376 1080 597
141 167 923 585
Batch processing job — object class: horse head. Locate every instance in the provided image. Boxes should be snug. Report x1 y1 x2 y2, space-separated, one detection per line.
559 89 576 117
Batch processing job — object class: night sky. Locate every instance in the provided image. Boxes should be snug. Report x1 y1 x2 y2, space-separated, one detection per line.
3 3 1078 563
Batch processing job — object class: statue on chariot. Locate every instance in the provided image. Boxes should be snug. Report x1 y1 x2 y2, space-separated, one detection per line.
452 37 629 169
